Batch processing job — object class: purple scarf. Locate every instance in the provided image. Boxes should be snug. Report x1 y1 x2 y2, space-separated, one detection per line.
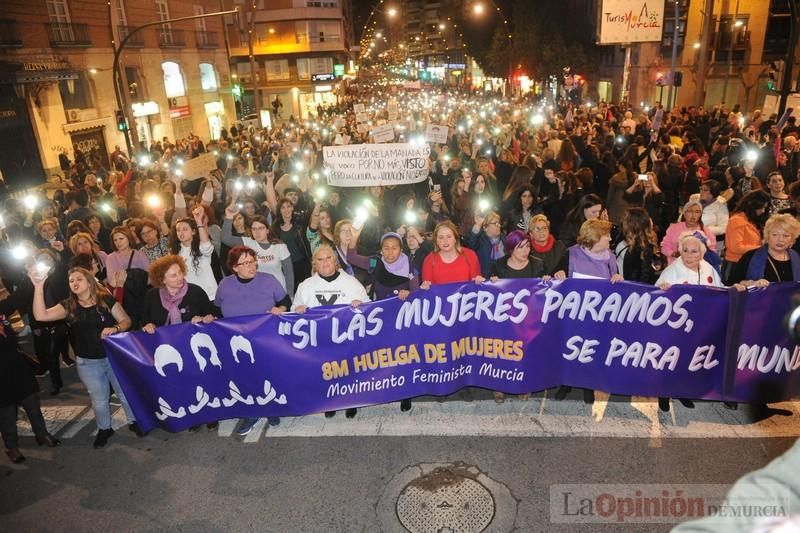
382 253 410 278
159 282 189 325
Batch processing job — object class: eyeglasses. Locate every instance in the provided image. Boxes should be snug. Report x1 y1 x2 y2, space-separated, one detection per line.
486 221 501 227
236 259 256 267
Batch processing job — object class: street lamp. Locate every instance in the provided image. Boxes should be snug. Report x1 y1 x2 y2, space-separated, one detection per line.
474 3 485 15
387 7 398 17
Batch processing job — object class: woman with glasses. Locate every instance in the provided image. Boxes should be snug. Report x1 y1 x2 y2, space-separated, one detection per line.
463 211 506 278
221 200 294 295
528 215 567 278
136 219 170 263
216 246 290 436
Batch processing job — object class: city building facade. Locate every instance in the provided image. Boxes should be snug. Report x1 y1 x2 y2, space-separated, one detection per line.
224 0 354 121
579 0 791 112
0 0 235 189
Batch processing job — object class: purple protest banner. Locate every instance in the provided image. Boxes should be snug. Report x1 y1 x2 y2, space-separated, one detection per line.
104 279 800 433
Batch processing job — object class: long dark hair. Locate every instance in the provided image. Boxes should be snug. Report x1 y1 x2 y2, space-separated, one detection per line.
564 193 604 225
734 190 770 228
270 198 294 237
169 217 202 272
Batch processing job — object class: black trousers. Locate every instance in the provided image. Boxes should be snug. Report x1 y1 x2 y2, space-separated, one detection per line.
0 393 49 449
33 326 69 387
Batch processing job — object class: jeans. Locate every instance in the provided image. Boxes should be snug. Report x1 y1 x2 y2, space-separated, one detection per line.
76 356 135 430
0 393 49 449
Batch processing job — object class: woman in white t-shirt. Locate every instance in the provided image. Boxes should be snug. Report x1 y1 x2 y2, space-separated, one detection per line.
222 201 294 294
293 244 369 420
169 207 219 300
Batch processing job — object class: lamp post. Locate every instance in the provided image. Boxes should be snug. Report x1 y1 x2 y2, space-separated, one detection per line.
112 8 238 156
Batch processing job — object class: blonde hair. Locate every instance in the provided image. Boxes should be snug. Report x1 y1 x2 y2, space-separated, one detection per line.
576 219 612 249
528 214 550 231
764 213 800 242
311 244 340 274
432 220 462 254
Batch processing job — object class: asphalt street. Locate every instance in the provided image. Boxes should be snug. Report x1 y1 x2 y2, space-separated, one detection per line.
1 369 799 532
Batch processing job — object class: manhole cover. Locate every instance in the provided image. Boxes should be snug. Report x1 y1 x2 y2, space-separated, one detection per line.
396 467 496 533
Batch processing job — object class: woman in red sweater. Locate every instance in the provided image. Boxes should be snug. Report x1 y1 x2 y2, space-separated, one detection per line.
421 221 483 287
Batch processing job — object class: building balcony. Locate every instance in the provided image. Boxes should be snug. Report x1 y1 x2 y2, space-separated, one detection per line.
47 22 91 47
236 33 344 56
157 28 185 48
253 7 342 23
0 19 22 48
118 25 144 47
195 30 219 49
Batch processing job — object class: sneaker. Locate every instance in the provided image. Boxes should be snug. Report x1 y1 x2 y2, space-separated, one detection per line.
266 416 280 427
206 422 218 430
345 408 357 419
324 411 336 418
400 399 412 412
128 421 146 437
93 428 115 448
235 418 259 436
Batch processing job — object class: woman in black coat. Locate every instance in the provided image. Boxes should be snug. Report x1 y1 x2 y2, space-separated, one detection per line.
0 279 61 463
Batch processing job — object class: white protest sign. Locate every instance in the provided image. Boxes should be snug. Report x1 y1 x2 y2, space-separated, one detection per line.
353 103 365 114
370 123 395 143
425 124 449 144
181 153 217 179
356 112 368 124
323 143 431 187
599 0 665 44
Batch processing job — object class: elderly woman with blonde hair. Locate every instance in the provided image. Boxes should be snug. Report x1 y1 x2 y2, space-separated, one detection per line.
730 214 800 287
293 244 369 419
656 233 723 289
567 219 624 282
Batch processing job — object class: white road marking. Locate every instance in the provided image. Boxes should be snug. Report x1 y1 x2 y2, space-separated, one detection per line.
59 406 96 438
242 418 267 443
26 399 800 441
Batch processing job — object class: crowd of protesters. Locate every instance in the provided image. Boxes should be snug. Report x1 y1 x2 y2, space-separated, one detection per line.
2 85 800 463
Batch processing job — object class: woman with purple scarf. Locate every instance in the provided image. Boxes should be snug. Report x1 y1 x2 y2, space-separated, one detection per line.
141 255 219 432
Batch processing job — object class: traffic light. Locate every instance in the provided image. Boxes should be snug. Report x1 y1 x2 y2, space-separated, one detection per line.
673 71 683 87
115 109 127 132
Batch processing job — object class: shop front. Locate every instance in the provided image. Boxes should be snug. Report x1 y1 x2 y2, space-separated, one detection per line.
132 100 160 151
204 100 226 140
68 126 109 171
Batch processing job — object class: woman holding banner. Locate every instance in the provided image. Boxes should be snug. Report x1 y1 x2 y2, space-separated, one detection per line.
528 215 567 278
216 246 290 436
556 219 622 404
489 229 545 403
141 255 220 432
30 267 141 448
345 231 419 412
294 244 369 419
730 214 800 287
421 221 483 287
655 233 723 412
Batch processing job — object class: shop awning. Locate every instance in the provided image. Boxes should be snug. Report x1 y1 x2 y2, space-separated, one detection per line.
63 117 109 134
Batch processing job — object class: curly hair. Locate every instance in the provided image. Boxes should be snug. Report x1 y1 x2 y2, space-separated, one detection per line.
577 219 613 249
148 254 187 288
